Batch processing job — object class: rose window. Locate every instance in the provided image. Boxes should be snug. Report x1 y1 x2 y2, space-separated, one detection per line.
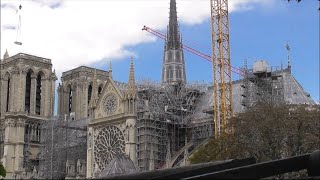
93 125 125 171
103 93 118 114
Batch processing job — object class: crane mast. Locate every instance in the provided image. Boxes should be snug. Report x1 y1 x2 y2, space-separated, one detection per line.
210 0 233 137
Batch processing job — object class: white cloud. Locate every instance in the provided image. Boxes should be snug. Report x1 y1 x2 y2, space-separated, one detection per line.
1 0 273 80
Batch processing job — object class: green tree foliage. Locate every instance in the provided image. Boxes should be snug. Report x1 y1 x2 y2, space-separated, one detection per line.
188 132 242 164
0 162 6 178
189 103 320 164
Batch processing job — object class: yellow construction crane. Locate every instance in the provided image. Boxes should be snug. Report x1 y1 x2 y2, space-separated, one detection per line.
143 0 233 138
210 0 233 137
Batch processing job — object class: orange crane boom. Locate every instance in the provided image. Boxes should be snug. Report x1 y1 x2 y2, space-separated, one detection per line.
142 25 246 77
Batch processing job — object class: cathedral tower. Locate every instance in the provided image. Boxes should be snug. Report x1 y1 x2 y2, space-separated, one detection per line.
162 0 186 85
58 67 109 120
0 52 56 178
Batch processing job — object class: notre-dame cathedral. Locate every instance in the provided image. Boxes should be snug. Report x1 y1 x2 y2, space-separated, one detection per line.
0 0 316 179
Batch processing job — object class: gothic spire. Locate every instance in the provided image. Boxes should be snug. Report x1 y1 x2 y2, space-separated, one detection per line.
129 56 135 86
162 0 186 85
3 49 9 59
126 56 137 98
166 0 181 50
109 60 112 78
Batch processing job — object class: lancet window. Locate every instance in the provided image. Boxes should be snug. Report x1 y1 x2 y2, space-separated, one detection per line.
35 74 42 115
68 86 73 114
6 78 10 112
25 71 32 113
24 122 41 143
88 84 92 105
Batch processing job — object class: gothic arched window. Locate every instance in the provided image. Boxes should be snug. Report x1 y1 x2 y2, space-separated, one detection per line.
177 67 181 79
88 84 92 105
98 85 103 97
68 85 73 114
36 124 41 142
167 52 173 63
35 74 42 115
169 66 173 80
6 78 10 112
25 71 32 113
175 53 181 63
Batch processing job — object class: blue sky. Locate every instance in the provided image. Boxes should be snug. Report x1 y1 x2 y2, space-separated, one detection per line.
1 0 319 108
93 1 319 102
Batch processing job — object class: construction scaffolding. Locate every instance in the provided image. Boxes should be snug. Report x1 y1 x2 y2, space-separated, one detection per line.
38 117 88 179
136 80 212 171
240 60 285 109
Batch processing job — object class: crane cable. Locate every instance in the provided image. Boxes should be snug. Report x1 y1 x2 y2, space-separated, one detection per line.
15 4 22 45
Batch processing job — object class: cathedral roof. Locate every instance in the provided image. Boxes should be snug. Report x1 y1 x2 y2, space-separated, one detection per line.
114 81 128 96
196 68 316 117
62 66 109 77
99 154 139 177
1 53 52 65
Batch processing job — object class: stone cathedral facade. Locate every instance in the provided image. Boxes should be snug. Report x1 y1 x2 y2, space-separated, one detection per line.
57 59 138 178
0 51 138 179
0 52 56 178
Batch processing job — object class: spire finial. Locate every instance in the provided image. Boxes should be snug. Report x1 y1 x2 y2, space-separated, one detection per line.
109 60 112 78
3 49 9 59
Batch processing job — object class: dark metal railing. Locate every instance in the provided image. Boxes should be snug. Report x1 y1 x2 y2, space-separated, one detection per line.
101 150 320 179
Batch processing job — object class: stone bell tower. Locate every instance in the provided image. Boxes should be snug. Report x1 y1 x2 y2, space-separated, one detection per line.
57 66 109 121
0 52 56 178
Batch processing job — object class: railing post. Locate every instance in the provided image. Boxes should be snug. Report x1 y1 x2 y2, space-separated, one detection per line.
308 150 320 177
